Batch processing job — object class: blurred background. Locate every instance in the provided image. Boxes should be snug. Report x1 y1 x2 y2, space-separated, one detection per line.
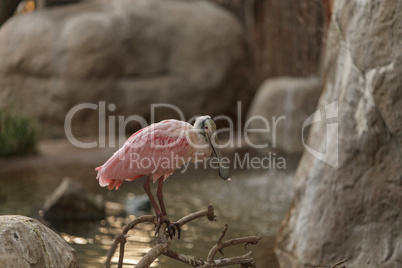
0 0 401 267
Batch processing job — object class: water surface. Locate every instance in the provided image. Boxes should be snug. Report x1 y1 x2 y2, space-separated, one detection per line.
0 147 294 267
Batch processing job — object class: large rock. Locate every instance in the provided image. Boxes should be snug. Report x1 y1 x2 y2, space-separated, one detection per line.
43 178 105 221
0 0 250 137
0 215 79 267
125 194 151 216
275 0 402 267
246 77 322 155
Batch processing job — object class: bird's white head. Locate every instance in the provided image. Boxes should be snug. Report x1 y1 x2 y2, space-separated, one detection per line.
194 115 216 134
193 116 230 180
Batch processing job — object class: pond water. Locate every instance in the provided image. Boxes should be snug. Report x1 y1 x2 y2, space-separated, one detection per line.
0 147 295 268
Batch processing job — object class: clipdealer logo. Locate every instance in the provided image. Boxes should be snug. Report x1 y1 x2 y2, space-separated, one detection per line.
302 101 338 167
63 101 339 170
64 102 288 170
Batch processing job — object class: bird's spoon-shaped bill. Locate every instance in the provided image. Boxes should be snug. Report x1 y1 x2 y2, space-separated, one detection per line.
207 132 231 180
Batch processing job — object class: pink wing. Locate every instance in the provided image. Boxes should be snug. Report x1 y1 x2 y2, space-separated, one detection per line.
96 120 192 190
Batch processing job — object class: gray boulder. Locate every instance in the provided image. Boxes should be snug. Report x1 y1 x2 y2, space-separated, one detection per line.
43 178 105 221
275 0 402 267
0 215 79 267
0 0 250 137
246 77 322 154
125 194 151 216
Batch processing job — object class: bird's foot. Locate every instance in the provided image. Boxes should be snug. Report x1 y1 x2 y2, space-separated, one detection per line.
168 222 181 239
155 215 181 239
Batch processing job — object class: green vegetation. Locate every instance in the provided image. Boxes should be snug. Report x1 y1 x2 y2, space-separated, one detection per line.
0 108 37 157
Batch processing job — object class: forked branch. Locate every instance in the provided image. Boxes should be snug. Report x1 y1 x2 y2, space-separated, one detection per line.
204 224 261 267
104 204 261 268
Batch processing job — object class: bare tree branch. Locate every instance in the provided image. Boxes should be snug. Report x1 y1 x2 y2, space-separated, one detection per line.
104 215 157 268
312 258 349 268
200 252 255 267
330 259 348 268
120 216 158 268
176 204 216 227
122 215 157 234
136 243 168 268
205 224 261 266
163 248 204 267
104 234 127 268
104 205 261 268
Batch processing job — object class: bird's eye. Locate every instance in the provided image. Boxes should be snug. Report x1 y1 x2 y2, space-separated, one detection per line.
205 126 209 129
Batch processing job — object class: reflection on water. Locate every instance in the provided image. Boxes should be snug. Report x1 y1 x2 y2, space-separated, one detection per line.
0 163 294 267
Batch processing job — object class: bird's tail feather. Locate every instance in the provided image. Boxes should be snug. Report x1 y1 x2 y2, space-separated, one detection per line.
107 179 123 190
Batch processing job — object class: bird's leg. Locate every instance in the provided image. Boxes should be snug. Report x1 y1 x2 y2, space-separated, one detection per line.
156 177 167 216
143 176 162 217
156 177 181 239
143 177 178 238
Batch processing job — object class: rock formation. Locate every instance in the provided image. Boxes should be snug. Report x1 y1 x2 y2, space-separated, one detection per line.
0 215 79 267
43 178 105 221
247 77 322 155
275 0 402 267
0 0 250 137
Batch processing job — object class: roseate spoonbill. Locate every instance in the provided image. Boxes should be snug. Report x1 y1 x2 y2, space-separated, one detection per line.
95 116 230 238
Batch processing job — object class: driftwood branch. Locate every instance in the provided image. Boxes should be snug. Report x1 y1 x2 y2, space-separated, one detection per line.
203 224 261 267
120 215 157 268
163 248 205 267
329 259 348 268
104 204 261 268
104 234 127 267
176 204 216 226
136 242 168 268
312 258 348 268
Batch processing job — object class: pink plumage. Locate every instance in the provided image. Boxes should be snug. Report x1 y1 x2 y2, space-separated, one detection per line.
95 116 230 238
95 119 210 190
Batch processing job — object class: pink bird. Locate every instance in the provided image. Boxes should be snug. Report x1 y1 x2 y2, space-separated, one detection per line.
95 116 230 238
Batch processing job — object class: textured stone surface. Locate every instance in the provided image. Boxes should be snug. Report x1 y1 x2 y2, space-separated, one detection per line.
0 215 79 267
275 0 402 267
212 0 325 83
246 77 322 155
251 0 325 81
0 0 250 137
43 177 105 221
